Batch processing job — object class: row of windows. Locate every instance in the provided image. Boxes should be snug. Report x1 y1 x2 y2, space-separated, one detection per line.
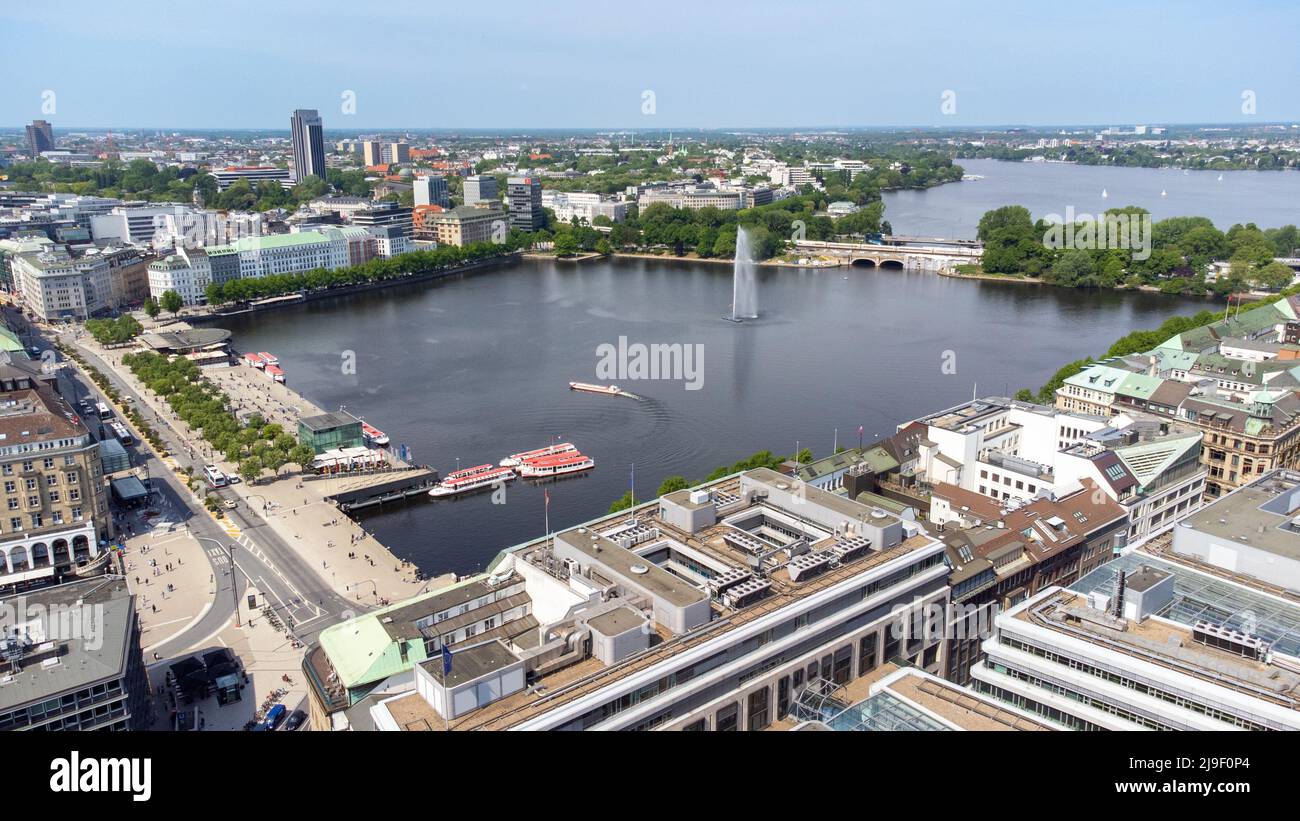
572 553 948 730
997 635 1276 730
5 507 82 532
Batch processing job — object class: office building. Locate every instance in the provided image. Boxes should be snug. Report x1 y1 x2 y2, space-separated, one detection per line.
415 206 503 247
0 577 149 731
1169 468 1300 594
1058 295 1300 498
148 247 211 306
0 364 111 591
362 141 410 167
305 467 949 731
541 191 626 224
463 175 498 208
413 176 449 208
970 541 1300 730
205 226 373 281
290 109 327 182
209 166 293 191
507 176 543 232
10 246 112 321
25 120 54 158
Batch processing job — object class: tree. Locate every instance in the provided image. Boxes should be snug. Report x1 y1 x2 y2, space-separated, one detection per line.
264 449 288 477
290 444 317 474
238 457 263 485
657 476 689 495
143 298 160 319
159 290 184 315
1255 261 1295 291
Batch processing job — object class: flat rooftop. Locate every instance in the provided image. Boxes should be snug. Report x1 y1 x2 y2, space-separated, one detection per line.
1178 473 1300 562
1023 586 1300 713
0 577 135 712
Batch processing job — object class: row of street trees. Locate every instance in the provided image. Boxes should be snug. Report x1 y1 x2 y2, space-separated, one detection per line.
120 351 315 484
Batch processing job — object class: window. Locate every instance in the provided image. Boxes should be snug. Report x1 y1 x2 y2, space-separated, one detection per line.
715 702 739 732
858 632 878 676
777 677 791 720
832 646 852 685
747 688 770 730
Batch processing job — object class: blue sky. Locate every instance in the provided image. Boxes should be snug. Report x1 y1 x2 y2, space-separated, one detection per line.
2 0 1297 129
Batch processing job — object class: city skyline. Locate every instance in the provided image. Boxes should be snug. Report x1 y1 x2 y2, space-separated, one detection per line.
2 1 1298 129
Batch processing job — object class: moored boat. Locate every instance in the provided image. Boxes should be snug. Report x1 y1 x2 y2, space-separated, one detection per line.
361 421 390 447
500 442 577 467
518 453 595 478
428 465 517 497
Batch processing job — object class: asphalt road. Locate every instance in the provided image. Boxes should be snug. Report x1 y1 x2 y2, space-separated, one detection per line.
7 312 365 657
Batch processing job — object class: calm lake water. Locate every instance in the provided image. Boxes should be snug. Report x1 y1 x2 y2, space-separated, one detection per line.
222 257 1210 575
883 158 1300 238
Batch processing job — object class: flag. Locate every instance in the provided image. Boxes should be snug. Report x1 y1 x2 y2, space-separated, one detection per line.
858 425 864 436
544 489 550 509
441 641 453 676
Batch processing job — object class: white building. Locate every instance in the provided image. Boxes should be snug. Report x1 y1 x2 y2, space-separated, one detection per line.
207 226 373 281
541 191 627 224
148 247 212 306
915 397 1205 540
11 246 111 321
971 550 1300 730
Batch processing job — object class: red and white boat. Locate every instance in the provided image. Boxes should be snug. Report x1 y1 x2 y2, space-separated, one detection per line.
442 463 499 482
361 421 389 447
429 465 517 497
243 352 266 369
258 351 279 366
519 452 595 478
264 364 286 383
500 442 577 467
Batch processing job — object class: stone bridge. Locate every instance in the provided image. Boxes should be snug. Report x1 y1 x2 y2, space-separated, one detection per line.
793 239 983 271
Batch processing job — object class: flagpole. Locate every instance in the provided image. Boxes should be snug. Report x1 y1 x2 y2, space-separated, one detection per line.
629 463 635 521
833 428 838 454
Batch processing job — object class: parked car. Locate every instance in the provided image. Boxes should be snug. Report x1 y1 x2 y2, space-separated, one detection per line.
223 499 238 510
284 710 306 731
263 704 286 730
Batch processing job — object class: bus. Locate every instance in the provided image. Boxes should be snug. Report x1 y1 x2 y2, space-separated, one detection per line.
94 401 113 420
203 465 228 489
110 422 133 446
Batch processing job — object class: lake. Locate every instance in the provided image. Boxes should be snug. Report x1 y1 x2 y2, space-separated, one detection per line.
221 256 1210 575
883 158 1300 238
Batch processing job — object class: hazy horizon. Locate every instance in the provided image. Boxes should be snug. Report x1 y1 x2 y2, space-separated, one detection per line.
3 1 1298 130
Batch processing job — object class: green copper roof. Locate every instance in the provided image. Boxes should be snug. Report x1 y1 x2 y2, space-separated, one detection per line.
316 576 485 691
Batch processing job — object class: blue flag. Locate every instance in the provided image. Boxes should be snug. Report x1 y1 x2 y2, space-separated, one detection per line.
441 642 453 676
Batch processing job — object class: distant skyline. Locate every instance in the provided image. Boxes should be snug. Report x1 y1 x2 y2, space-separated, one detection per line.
3 1 1298 130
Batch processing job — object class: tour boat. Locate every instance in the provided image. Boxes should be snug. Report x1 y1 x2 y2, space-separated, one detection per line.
500 442 577 467
264 364 286 383
518 452 595 478
428 465 516 497
257 351 279 366
569 381 625 396
442 463 500 482
361 421 390 447
243 352 266 369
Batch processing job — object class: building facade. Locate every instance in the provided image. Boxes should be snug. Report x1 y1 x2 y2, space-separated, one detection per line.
290 109 326 182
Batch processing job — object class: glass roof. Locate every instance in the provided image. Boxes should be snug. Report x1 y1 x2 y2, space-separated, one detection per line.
1069 553 1300 657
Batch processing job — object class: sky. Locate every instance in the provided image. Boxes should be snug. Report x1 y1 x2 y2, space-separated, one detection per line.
2 0 1298 130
